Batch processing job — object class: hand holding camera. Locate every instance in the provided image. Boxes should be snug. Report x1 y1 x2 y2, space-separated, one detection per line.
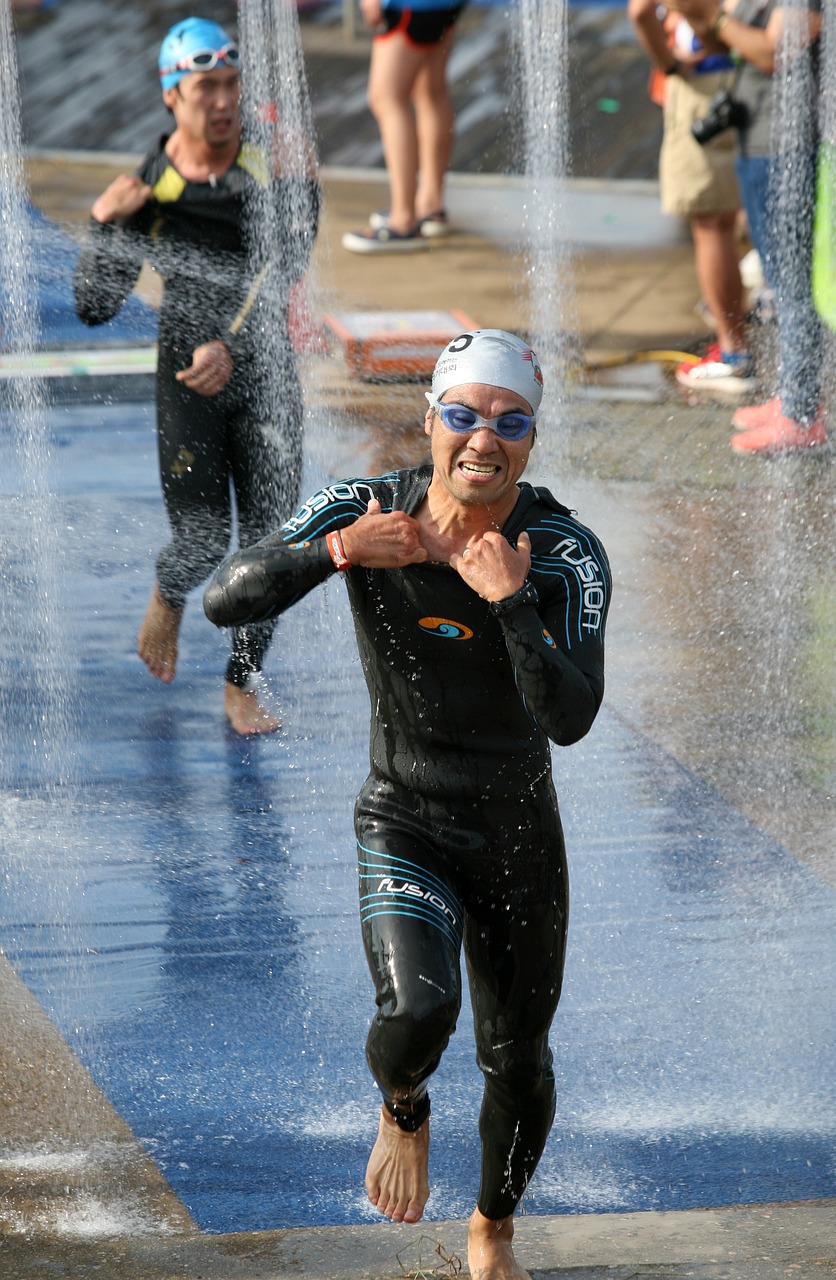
691 89 749 144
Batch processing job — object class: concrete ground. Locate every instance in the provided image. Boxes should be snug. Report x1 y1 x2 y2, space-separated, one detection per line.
1 154 834 1278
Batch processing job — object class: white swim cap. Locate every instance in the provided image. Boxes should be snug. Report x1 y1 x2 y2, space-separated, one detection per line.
431 329 544 414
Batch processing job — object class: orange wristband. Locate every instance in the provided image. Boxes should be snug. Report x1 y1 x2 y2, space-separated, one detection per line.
326 529 352 571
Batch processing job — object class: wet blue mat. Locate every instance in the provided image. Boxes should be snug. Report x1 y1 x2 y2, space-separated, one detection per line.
1 206 158 352
1 403 835 1232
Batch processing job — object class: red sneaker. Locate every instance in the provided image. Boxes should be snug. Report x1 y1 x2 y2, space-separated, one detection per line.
730 409 827 455
676 343 755 395
731 396 782 432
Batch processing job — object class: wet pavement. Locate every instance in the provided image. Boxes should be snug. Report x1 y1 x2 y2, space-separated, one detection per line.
0 152 834 1279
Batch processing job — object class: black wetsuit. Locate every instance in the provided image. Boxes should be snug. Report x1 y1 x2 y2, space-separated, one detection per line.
74 137 321 687
204 465 611 1216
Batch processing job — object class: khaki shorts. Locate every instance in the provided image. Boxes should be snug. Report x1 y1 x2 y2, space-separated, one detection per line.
660 70 741 217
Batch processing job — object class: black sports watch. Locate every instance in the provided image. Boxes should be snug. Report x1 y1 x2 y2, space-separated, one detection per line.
489 580 540 617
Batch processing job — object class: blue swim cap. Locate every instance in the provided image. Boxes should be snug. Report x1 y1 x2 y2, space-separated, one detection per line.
158 17 238 92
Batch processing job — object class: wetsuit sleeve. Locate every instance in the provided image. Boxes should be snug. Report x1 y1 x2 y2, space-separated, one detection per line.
488 502 611 746
203 532 337 626
73 214 148 327
204 470 382 626
495 599 606 747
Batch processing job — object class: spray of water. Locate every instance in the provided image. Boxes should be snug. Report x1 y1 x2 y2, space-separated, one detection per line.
0 0 95 1200
816 0 836 414
511 0 577 461
744 0 831 762
0 0 77 793
233 3 365 769
771 0 823 426
236 0 320 507
231 0 362 757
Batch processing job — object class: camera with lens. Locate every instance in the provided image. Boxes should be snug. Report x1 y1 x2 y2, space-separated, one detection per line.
691 90 748 145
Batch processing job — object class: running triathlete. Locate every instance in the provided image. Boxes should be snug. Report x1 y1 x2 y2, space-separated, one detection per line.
74 17 320 734
204 329 611 1280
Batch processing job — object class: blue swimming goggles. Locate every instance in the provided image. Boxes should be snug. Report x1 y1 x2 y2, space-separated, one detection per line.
159 43 240 78
425 394 536 441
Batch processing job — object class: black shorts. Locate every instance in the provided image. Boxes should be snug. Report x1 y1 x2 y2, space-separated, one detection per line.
379 3 467 46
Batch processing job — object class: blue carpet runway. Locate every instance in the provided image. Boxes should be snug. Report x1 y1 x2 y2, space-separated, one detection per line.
1 402 835 1234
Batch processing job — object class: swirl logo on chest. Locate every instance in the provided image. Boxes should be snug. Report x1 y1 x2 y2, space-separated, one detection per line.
418 617 474 640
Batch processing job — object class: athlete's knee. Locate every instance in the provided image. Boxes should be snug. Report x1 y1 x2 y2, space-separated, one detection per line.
163 535 228 585
478 1037 556 1106
375 984 460 1061
180 509 230 558
367 987 460 1094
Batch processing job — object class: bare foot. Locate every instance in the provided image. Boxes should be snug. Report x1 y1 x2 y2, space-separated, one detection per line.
224 681 281 736
137 582 182 683
365 1104 430 1224
468 1210 530 1280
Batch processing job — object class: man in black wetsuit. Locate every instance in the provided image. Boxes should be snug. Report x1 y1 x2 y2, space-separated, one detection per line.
204 329 611 1279
74 16 320 734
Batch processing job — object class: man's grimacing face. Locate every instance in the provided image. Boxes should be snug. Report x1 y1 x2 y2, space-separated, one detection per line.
424 382 535 508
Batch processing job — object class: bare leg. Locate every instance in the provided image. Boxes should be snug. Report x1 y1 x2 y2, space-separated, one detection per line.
412 33 456 219
224 681 281 736
137 581 182 683
365 1104 430 1224
468 1209 530 1280
691 212 748 353
366 36 426 233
